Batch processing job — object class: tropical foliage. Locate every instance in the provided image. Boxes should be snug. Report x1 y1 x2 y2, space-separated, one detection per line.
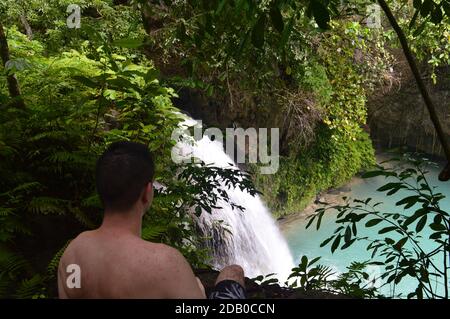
0 0 449 299
0 8 256 298
306 155 450 299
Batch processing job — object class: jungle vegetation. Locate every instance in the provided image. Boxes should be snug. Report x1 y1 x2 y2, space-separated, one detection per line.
0 0 449 298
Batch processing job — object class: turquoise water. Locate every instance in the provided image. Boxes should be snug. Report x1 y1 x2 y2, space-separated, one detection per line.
282 160 450 297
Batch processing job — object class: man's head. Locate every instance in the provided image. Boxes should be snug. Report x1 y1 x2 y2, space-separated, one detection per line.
96 141 155 213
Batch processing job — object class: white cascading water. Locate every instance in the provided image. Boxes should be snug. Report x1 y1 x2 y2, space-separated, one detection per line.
174 118 295 282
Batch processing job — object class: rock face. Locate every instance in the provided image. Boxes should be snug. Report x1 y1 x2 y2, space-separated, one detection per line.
367 53 450 159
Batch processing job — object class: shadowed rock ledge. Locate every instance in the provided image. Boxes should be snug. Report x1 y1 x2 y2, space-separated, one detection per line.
195 269 351 299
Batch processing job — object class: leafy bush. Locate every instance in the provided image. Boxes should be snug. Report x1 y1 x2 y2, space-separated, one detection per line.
0 27 258 298
254 125 374 217
306 155 450 298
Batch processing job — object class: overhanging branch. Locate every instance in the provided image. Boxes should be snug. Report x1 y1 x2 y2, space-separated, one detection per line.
377 0 450 181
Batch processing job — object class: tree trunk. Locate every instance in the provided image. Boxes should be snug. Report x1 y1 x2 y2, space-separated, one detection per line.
0 22 25 109
377 0 450 181
19 14 33 40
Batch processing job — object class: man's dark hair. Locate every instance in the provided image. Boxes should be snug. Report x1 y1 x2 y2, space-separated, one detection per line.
96 141 155 211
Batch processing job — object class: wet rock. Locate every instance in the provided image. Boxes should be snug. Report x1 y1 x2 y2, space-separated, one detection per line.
194 269 351 299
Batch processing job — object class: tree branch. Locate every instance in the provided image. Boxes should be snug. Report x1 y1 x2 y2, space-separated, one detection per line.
0 22 25 109
377 0 450 181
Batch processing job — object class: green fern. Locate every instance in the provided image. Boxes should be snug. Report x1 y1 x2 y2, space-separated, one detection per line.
67 206 96 228
81 194 102 208
14 274 45 299
0 273 10 297
28 197 67 215
5 182 42 196
46 151 91 166
0 249 30 274
28 130 68 142
141 225 168 241
47 240 71 280
0 207 14 216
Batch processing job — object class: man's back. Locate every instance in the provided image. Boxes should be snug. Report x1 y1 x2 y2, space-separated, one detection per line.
57 229 204 299
56 141 245 299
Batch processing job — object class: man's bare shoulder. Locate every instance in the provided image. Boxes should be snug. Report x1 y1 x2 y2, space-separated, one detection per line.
133 241 187 269
59 231 94 262
133 242 203 298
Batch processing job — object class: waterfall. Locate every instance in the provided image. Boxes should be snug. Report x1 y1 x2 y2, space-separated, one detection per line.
173 117 295 282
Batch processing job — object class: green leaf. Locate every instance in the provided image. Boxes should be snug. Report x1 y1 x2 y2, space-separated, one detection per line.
394 237 408 251
378 226 397 234
308 257 321 267
413 20 428 37
341 238 356 250
365 218 383 227
300 255 308 270
429 232 444 240
331 235 341 253
344 226 352 243
403 208 428 227
395 195 420 209
305 215 316 229
416 215 427 232
362 170 386 178
113 37 145 48
72 75 98 89
377 182 402 192
4 58 33 73
433 214 442 225
320 236 334 247
316 212 324 230
429 222 446 231
251 14 266 49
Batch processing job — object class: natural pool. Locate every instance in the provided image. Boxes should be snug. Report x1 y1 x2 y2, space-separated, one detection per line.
282 157 450 297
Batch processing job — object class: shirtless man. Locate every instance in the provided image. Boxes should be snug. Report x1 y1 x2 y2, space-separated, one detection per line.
58 141 246 299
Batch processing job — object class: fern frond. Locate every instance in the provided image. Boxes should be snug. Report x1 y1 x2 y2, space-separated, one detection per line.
0 141 17 157
0 207 14 216
28 130 68 142
28 197 66 215
45 151 92 167
81 194 101 208
14 274 44 299
2 181 42 197
0 273 12 298
1 216 32 237
141 225 167 241
47 240 71 280
0 249 30 274
67 206 95 228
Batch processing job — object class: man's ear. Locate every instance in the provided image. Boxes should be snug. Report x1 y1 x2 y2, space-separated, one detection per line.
142 182 154 207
